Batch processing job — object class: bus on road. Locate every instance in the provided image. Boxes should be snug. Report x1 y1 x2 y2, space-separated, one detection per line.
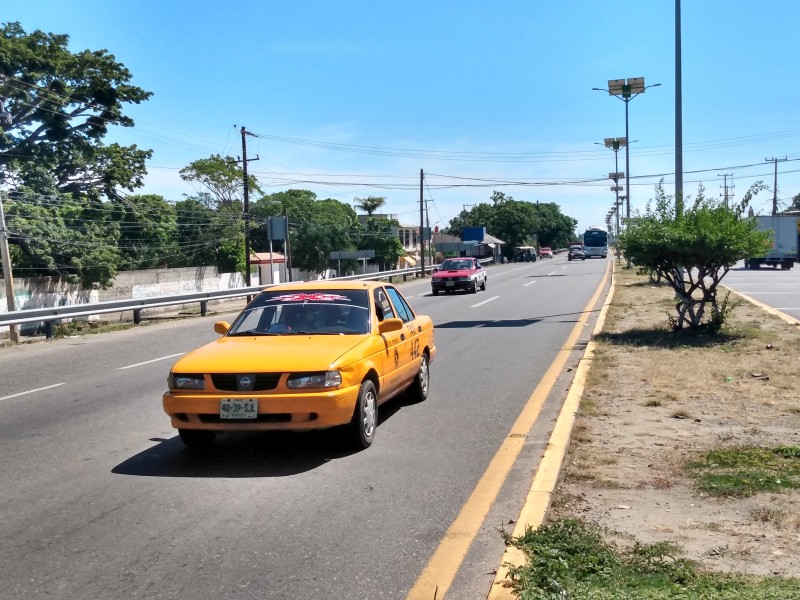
582 226 608 258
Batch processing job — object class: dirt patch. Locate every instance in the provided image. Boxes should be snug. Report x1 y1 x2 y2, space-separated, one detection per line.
550 267 800 578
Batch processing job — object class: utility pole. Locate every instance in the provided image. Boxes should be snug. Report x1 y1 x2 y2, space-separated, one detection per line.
283 206 292 281
419 169 425 279
424 198 433 266
0 192 19 342
717 173 734 206
765 157 787 215
239 126 259 286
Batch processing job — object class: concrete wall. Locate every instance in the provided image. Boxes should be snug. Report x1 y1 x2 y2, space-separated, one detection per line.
1 267 257 336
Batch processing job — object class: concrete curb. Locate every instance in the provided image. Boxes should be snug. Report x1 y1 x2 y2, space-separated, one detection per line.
721 285 800 327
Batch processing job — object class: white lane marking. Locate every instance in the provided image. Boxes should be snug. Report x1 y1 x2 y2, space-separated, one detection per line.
118 353 186 370
471 296 500 308
548 271 557 276
1 383 65 402
524 280 538 287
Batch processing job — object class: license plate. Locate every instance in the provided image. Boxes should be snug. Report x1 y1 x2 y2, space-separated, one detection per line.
220 399 258 419
446 281 454 286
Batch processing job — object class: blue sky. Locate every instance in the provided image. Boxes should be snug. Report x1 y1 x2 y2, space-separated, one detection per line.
6 1 800 234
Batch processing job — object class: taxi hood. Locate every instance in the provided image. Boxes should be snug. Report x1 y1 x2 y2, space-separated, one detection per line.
170 334 370 373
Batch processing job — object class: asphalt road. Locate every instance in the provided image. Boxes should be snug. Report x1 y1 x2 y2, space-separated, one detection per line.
722 260 800 321
0 255 609 600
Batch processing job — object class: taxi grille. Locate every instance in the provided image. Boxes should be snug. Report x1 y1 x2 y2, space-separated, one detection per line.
211 373 281 391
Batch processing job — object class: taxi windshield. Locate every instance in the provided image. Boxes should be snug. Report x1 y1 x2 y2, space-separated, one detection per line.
227 289 371 336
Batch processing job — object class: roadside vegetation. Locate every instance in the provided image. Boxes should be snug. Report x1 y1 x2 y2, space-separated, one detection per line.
503 264 800 598
617 182 770 331
504 519 800 599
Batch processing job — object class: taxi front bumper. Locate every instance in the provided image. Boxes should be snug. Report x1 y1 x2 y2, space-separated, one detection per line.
162 385 361 431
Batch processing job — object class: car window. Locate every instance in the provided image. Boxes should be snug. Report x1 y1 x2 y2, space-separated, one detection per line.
373 287 395 322
227 289 370 335
443 258 474 270
385 286 414 323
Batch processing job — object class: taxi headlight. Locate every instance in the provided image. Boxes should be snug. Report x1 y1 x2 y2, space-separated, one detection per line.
287 371 342 389
457 276 470 282
168 373 206 390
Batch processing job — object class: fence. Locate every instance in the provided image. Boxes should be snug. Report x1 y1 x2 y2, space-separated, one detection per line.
0 264 436 340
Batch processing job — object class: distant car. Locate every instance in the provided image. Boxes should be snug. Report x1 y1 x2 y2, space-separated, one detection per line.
539 247 553 259
431 257 487 295
514 247 537 262
162 280 436 450
568 245 586 261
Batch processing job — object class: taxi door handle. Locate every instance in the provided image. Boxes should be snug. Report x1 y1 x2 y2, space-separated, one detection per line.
400 333 406 341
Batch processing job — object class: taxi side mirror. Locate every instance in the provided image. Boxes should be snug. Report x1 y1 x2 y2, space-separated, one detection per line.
378 318 403 335
214 321 231 335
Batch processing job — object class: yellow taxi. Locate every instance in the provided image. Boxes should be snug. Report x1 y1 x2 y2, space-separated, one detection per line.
162 280 435 450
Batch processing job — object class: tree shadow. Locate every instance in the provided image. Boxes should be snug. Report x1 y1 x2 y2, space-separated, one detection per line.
436 318 543 329
594 327 745 349
436 309 601 329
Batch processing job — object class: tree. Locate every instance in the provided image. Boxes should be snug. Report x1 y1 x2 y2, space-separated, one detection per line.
178 154 259 208
112 194 178 270
293 199 360 274
533 202 577 248
173 198 244 274
788 192 800 212
256 191 359 274
618 182 770 331
445 192 576 258
355 218 404 270
0 22 153 199
354 196 386 216
490 200 539 257
6 192 121 287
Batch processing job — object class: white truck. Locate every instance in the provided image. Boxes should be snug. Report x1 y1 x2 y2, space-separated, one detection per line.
746 214 799 270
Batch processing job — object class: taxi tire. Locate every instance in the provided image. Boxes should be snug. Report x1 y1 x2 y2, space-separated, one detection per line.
480 278 486 291
405 353 430 404
348 380 377 449
470 280 478 293
178 429 216 449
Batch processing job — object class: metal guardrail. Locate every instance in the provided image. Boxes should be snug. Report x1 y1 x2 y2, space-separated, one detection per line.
0 264 441 337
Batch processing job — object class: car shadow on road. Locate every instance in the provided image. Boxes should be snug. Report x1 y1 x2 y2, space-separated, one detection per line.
111 398 408 479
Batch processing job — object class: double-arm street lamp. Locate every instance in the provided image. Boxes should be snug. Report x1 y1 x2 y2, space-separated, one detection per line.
593 78 660 238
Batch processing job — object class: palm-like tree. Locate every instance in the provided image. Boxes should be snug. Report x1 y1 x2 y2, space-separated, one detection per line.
354 196 387 217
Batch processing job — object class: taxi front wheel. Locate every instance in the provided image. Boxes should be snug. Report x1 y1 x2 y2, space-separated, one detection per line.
348 380 377 449
405 353 429 404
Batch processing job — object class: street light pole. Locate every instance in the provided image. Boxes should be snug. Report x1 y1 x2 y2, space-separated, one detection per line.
593 78 660 267
596 138 627 263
